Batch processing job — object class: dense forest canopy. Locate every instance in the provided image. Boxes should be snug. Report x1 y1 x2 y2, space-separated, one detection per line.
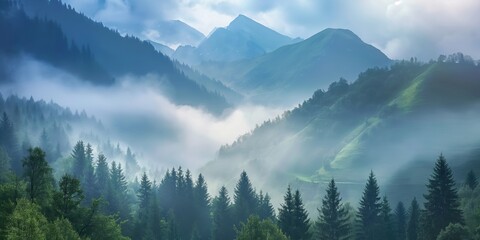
1 0 480 239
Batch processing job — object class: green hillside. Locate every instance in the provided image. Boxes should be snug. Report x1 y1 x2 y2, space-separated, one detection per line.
202 59 480 204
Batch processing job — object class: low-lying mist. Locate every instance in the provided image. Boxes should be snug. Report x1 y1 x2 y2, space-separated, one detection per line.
0 58 284 172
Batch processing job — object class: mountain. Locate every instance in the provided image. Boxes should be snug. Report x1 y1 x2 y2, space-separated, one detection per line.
202 59 480 205
0 2 113 85
227 14 299 52
173 14 300 65
199 28 392 106
19 0 230 114
149 20 205 49
148 40 174 57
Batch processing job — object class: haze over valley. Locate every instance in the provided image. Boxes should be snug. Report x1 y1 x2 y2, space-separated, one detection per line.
1 0 480 239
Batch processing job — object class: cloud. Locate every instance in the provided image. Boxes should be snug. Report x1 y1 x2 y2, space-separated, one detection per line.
63 0 480 60
0 58 284 171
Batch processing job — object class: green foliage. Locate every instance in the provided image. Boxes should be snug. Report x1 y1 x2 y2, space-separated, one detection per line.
395 201 407 240
236 215 288 240
0 177 25 236
316 179 350 240
193 174 212 240
95 153 109 199
5 198 48 240
356 171 382 240
133 172 152 239
0 147 11 182
0 112 18 171
53 174 83 219
257 191 275 221
278 186 310 240
88 214 130 240
45 218 81 240
71 141 86 181
465 170 478 190
234 171 258 225
23 147 53 207
380 196 395 240
422 154 463 240
407 198 420 240
436 223 471 240
212 186 235 240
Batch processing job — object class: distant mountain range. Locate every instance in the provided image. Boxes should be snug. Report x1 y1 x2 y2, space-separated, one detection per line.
147 20 206 49
173 15 301 65
202 60 480 205
12 0 232 114
200 28 392 106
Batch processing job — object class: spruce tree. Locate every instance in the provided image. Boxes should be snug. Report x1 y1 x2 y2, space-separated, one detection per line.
94 154 109 199
212 186 234 240
0 147 11 182
233 171 258 225
0 112 18 173
465 170 478 190
23 147 53 207
134 172 152 239
39 129 51 162
107 162 130 221
71 141 86 181
422 154 463 240
316 178 349 240
292 189 311 240
258 191 275 221
278 185 295 238
193 174 212 240
395 201 407 240
380 196 395 240
407 198 420 240
356 171 381 240
53 174 83 220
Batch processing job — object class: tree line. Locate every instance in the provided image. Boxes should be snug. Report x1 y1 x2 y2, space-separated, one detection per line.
1 137 479 239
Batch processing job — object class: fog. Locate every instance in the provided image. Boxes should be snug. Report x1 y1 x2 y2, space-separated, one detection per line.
0 58 284 172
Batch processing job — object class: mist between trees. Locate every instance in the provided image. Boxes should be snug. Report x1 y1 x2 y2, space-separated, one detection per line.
1 136 479 240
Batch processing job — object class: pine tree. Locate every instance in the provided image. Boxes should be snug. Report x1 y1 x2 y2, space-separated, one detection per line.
407 198 420 240
134 172 152 239
23 147 53 207
0 147 11 182
71 141 86 181
39 128 51 162
95 154 109 199
83 143 99 205
53 174 83 220
395 201 407 240
125 147 139 177
356 171 382 240
212 186 234 240
465 170 478 190
422 154 463 240
380 196 395 240
0 112 18 172
193 174 212 240
316 178 349 240
278 185 295 238
233 171 258 225
292 189 311 240
137 172 152 209
258 191 275 221
107 162 130 221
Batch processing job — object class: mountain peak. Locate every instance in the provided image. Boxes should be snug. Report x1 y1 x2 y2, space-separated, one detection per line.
311 28 362 42
228 14 261 29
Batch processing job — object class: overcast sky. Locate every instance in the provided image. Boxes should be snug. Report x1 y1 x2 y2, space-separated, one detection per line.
63 0 480 60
